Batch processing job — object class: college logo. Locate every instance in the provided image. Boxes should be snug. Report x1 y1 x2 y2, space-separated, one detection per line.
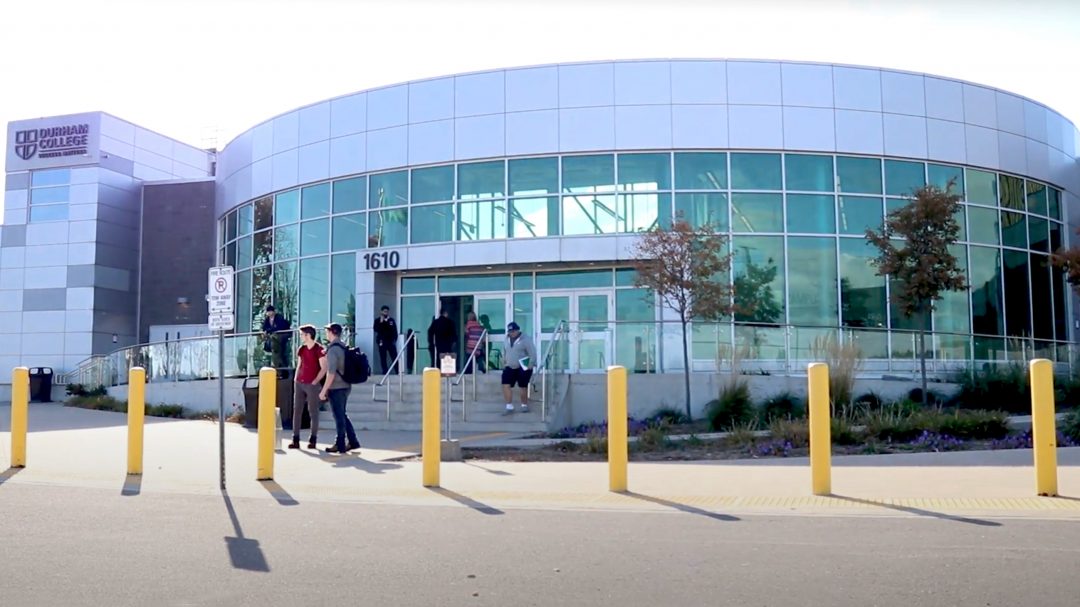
11 123 90 161
14 129 38 160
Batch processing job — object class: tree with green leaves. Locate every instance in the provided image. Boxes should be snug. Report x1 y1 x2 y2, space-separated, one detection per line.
865 183 967 404
1050 229 1080 294
632 217 736 421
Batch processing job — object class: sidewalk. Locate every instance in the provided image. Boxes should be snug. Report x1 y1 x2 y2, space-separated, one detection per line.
2 404 1079 519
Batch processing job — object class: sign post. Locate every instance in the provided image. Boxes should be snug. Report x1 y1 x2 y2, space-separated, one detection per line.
208 266 235 491
440 354 457 441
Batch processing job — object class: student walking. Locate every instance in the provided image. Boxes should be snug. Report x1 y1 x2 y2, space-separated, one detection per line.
373 305 399 375
289 325 324 450
427 309 457 370
463 311 486 374
319 323 360 454
501 322 537 414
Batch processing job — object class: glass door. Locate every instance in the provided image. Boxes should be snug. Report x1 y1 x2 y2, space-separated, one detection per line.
474 295 509 370
537 291 612 372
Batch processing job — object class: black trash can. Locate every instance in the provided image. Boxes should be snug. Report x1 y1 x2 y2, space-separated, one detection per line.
240 370 309 430
28 367 54 402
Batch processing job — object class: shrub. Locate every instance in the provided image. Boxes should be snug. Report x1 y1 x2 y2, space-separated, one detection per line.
810 336 864 411
706 380 754 431
1055 376 1080 410
65 383 107 397
950 364 1028 414
67 394 126 412
907 388 945 407
759 391 805 423
648 406 690 426
725 421 759 449
583 429 607 454
1061 410 1080 443
636 422 670 452
769 417 809 448
853 391 884 410
146 404 186 418
934 410 1009 440
830 418 861 445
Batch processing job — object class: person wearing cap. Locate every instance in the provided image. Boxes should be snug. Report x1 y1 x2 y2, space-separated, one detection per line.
261 304 292 368
501 322 537 414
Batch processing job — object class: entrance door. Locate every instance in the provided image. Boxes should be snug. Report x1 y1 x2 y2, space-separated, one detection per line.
474 295 509 370
537 291 612 372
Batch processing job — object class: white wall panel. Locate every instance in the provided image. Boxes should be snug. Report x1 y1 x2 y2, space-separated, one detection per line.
133 148 174 173
298 102 331 146
366 126 408 171
3 209 27 226
329 133 366 177
65 310 93 332
0 246 24 268
881 71 925 116
995 93 1025 136
559 63 614 108
781 63 833 108
615 105 672 149
69 183 97 204
297 141 331 184
134 128 173 157
272 112 299 153
67 243 95 265
925 78 964 123
69 167 99 185
232 165 253 206
455 71 505 117
559 107 615 152
23 311 65 333
883 114 928 159
997 132 1027 175
962 85 997 129
1026 139 1051 183
455 114 505 160
505 110 559 156
22 338 64 356
23 266 66 289
330 93 367 138
270 149 299 191
367 85 409 130
23 244 66 268
26 223 70 246
99 135 134 160
782 107 834 151
67 220 97 244
727 61 781 106
0 268 24 290
506 238 559 264
833 67 881 112
965 125 1000 169
670 61 726 104
0 312 21 332
409 77 455 123
64 332 93 355
66 287 94 310
1024 101 1048 143
670 105 728 149
728 105 783 149
251 121 274 161
506 67 558 112
835 110 884 155
5 189 27 210
926 118 966 165
408 244 454 269
101 114 135 144
1046 111 1066 152
455 241 507 267
614 61 671 105
561 236 617 261
0 291 19 313
408 120 454 166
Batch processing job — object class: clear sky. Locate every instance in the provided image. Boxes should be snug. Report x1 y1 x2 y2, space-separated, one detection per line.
2 0 1078 162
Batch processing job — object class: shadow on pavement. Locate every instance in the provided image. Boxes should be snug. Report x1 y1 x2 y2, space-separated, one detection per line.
298 449 403 474
121 474 142 497
830 495 1002 527
624 492 740 522
427 487 504 515
222 491 270 572
0 467 24 487
464 462 513 476
259 480 299 506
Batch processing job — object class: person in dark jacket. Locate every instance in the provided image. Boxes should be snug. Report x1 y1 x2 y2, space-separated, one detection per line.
373 305 399 375
261 305 292 368
427 309 457 371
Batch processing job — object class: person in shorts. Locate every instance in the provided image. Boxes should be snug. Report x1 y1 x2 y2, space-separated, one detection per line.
288 325 324 450
501 322 537 415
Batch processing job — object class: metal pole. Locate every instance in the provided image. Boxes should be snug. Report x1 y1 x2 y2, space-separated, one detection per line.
444 376 451 441
218 331 226 490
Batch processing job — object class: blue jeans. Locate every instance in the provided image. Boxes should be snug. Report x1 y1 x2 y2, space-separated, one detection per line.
327 388 358 450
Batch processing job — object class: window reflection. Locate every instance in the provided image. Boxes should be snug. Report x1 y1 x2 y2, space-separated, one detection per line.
563 194 617 235
510 197 559 238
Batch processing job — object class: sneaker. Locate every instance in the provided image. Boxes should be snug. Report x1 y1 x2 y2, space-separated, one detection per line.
520 404 530 413
308 438 317 449
287 439 301 450
502 405 514 416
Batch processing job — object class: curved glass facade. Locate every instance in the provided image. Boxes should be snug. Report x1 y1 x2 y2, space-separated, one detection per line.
219 150 1069 364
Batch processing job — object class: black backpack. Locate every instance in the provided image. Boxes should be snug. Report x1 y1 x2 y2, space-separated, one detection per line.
330 342 370 384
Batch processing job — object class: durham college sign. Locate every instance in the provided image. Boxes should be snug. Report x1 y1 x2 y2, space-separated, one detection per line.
6 112 100 172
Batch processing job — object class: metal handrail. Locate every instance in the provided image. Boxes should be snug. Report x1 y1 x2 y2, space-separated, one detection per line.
451 329 489 420
536 320 568 422
372 331 417 420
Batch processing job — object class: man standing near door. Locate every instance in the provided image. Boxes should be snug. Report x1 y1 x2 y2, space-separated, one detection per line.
427 308 457 371
501 322 537 414
373 305 399 375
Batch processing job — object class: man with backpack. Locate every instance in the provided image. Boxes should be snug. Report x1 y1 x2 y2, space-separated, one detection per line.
319 323 362 454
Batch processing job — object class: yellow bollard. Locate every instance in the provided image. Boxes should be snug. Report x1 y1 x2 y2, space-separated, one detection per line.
127 367 146 475
808 363 831 496
1030 359 1058 497
256 367 276 480
607 365 628 493
10 367 29 468
422 367 441 487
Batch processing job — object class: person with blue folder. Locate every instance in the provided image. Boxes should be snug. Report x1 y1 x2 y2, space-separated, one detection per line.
501 322 537 415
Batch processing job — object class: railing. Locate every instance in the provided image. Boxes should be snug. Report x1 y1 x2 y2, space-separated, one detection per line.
67 319 1079 394
451 329 488 420
372 330 418 419
536 321 569 422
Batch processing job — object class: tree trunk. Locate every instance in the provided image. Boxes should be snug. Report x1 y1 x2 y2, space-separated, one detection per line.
918 309 928 407
681 318 692 422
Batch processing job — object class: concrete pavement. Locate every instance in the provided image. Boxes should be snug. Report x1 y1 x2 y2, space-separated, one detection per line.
1 404 1080 519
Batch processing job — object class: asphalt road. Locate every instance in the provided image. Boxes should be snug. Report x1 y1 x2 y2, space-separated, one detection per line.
1 482 1078 607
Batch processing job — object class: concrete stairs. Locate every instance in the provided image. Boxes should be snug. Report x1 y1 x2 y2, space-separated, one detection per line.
346 373 550 433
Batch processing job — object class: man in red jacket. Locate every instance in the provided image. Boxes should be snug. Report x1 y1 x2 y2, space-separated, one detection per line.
288 325 325 450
